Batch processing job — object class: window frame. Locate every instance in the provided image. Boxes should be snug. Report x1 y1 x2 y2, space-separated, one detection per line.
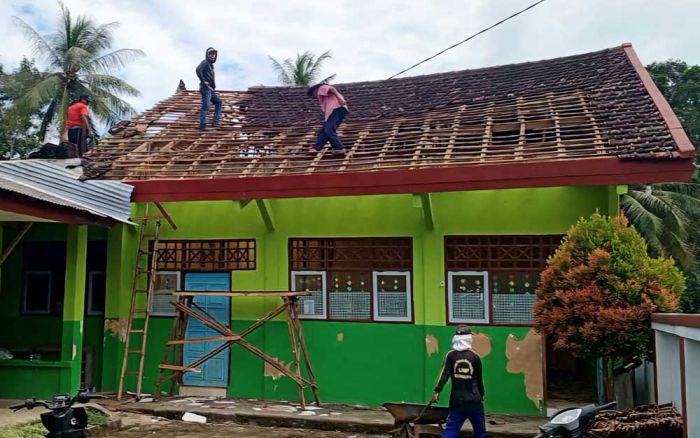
372 271 412 322
447 270 490 324
149 270 181 317
86 270 106 316
22 271 53 315
291 270 327 320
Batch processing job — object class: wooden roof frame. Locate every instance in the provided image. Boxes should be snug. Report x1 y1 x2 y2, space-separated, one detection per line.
109 44 695 202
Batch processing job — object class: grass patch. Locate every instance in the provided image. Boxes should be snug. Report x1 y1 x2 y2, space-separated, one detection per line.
0 422 47 438
0 409 109 437
86 409 109 426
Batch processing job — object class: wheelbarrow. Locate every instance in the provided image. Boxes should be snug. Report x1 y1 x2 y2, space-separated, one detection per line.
383 402 450 438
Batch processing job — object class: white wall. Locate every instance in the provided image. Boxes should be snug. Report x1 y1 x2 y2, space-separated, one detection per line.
654 330 682 410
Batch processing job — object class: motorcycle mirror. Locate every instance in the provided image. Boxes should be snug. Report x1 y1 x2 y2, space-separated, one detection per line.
550 408 582 425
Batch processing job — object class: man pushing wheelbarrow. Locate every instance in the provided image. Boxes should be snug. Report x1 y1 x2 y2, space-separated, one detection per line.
384 325 486 437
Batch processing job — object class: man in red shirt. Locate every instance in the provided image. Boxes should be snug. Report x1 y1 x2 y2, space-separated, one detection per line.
66 94 94 155
307 83 349 155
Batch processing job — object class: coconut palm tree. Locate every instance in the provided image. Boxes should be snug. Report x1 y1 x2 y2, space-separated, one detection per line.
621 179 700 268
269 50 336 86
10 2 144 139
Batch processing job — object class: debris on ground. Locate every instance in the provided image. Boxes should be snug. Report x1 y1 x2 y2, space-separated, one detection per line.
587 403 683 437
182 412 207 423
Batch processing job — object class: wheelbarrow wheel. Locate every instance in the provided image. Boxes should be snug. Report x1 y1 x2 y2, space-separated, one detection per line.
391 423 416 438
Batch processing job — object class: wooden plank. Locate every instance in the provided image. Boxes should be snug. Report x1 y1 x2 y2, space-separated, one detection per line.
158 364 202 373
0 222 32 266
255 199 275 232
173 291 310 297
153 201 178 230
168 335 240 345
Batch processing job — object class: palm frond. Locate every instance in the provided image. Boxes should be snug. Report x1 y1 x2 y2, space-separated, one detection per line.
620 193 665 252
86 74 140 97
12 16 60 67
91 48 145 74
269 56 294 85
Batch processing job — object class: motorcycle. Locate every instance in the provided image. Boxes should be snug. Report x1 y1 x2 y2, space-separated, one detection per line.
535 402 617 438
10 389 104 438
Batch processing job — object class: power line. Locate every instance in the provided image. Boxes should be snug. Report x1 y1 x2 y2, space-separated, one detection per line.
388 0 548 80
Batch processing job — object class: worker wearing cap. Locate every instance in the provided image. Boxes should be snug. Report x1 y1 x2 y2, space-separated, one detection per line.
66 94 94 155
432 325 486 438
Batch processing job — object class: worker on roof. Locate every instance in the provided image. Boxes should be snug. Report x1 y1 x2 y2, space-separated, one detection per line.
196 47 222 130
307 83 348 155
66 94 94 156
432 325 486 438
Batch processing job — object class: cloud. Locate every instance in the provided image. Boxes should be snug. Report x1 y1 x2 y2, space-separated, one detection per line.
1 0 699 116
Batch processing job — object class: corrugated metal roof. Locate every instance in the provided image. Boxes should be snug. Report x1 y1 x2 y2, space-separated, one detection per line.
0 160 133 224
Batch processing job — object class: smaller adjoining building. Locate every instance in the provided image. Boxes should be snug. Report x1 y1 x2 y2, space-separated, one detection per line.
0 159 133 398
652 313 700 438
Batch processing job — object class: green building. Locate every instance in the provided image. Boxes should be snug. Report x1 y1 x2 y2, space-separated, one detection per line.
0 44 694 415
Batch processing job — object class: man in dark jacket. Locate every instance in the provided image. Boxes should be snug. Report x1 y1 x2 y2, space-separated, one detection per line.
432 325 486 438
195 47 222 130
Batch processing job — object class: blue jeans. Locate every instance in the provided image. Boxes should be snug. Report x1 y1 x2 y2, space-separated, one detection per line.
314 107 348 150
199 85 222 128
442 411 486 438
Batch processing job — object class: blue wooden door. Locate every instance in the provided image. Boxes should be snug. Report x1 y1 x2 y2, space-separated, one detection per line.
183 273 231 387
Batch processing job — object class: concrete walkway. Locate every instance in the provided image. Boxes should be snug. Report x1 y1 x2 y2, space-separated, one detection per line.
0 399 42 427
101 396 544 437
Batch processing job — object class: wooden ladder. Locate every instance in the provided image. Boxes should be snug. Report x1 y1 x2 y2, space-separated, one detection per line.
117 203 162 400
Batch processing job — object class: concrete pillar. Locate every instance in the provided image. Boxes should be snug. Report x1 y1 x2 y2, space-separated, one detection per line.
101 223 138 391
655 331 682 410
685 339 700 435
60 224 88 394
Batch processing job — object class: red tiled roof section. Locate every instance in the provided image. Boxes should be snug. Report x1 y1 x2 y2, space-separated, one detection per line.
88 45 693 182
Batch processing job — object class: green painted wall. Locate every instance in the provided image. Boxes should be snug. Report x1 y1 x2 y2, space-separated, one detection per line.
101 186 615 415
0 223 106 397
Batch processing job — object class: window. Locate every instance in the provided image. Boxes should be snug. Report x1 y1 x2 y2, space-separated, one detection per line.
373 271 411 322
329 271 372 320
448 271 489 323
290 238 413 322
86 271 106 315
445 236 561 324
23 271 52 314
85 241 107 316
491 271 539 323
292 271 327 319
150 271 180 316
22 242 66 315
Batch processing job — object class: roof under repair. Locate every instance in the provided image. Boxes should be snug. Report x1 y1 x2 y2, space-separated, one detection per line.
85 44 695 201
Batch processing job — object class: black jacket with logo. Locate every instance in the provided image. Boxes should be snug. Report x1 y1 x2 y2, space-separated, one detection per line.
434 349 485 413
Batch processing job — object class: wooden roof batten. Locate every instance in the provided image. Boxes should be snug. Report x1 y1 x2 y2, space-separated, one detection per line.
85 44 694 200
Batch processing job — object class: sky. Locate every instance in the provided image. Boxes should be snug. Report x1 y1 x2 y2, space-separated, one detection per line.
1 0 699 114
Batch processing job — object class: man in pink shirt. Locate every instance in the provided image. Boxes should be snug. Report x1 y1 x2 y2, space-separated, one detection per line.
307 83 349 154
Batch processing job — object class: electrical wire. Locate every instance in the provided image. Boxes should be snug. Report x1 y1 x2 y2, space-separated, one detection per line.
387 0 548 79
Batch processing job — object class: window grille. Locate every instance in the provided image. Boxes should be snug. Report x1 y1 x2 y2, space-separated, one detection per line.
154 240 256 271
447 271 489 323
373 271 411 322
492 271 539 323
329 271 371 320
292 271 327 319
150 271 180 316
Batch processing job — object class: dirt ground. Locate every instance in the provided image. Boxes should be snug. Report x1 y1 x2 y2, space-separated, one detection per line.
109 417 389 438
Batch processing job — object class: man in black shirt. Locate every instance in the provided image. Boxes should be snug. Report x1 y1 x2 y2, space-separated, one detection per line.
432 325 486 438
195 47 222 130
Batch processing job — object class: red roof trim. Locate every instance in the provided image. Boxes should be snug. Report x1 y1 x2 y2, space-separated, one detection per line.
128 156 693 202
0 191 116 227
652 313 700 330
622 43 696 159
